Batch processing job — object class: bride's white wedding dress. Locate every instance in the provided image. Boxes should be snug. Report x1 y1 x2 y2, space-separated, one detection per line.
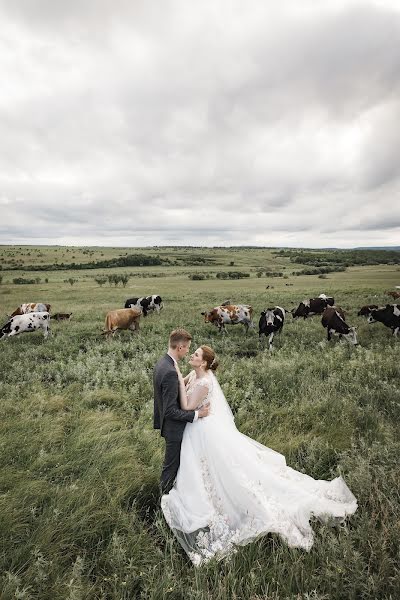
161 371 357 566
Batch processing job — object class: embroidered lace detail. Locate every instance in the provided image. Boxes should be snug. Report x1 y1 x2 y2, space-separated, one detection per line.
186 372 212 409
187 458 240 565
237 471 314 550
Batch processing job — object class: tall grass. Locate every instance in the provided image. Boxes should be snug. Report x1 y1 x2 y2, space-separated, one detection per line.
0 259 399 599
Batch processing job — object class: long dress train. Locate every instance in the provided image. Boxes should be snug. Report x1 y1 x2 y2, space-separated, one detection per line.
161 371 357 566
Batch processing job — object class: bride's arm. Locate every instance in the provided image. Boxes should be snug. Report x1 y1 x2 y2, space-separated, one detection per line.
185 384 209 411
176 366 209 411
183 371 193 385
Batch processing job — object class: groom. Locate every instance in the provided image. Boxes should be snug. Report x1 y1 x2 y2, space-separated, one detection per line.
153 328 210 495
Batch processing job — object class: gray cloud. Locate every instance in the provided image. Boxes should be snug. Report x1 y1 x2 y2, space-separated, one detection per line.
1 0 400 248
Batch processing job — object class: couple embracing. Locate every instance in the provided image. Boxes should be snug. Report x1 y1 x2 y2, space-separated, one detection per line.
153 329 357 567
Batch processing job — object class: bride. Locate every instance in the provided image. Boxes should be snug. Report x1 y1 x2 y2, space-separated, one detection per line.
161 345 357 566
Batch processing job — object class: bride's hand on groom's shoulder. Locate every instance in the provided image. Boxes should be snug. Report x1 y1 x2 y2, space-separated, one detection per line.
174 362 184 381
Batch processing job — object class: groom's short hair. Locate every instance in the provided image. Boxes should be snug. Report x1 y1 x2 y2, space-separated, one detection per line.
169 328 192 348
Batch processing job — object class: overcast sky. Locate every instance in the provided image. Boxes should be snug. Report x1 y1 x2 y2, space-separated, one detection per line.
1 0 399 248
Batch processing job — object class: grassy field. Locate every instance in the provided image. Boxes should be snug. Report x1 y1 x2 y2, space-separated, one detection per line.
0 247 399 599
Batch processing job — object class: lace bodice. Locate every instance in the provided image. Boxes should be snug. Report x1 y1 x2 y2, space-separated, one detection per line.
186 371 212 409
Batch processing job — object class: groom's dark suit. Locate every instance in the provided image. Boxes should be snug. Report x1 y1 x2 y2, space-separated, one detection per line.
153 354 195 494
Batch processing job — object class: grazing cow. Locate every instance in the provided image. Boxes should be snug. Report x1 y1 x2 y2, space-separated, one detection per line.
292 296 333 319
124 295 163 316
102 307 142 337
0 312 50 339
10 302 51 317
318 294 335 305
201 304 254 334
386 290 400 300
259 306 286 351
357 305 379 317
52 313 72 321
367 304 400 337
321 306 358 345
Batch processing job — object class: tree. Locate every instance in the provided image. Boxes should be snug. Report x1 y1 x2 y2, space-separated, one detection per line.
95 276 107 287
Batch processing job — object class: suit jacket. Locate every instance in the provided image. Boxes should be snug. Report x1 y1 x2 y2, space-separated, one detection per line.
153 354 195 441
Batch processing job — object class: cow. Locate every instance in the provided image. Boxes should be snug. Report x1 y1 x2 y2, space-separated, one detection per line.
0 312 50 339
102 307 142 337
357 305 379 317
52 313 72 321
367 304 400 337
259 306 286 351
292 296 333 319
318 294 335 305
124 295 163 316
201 304 254 334
386 291 400 300
10 303 51 317
321 306 358 345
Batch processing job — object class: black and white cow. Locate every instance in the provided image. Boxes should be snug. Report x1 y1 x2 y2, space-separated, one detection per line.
357 304 379 317
321 306 358 345
124 295 163 316
292 296 334 319
367 304 400 337
318 294 335 306
0 312 51 339
10 302 51 317
259 306 286 351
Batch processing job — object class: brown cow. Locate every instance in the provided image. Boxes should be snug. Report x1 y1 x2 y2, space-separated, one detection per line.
52 313 72 321
11 303 51 317
386 290 400 300
201 304 254 333
102 307 142 337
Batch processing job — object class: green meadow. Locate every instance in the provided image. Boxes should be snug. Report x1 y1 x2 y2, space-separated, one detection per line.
0 246 399 599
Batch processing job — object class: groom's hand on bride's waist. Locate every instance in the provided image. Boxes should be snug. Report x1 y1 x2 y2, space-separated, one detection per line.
198 403 210 418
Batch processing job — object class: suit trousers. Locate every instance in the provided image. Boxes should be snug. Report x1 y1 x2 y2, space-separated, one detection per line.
160 439 182 495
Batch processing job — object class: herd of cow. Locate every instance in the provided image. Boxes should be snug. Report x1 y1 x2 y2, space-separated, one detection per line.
1 292 399 349
0 296 164 340
202 293 400 349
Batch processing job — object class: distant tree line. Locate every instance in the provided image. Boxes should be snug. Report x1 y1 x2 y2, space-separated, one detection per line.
216 271 250 279
188 273 214 280
292 266 346 276
177 255 217 266
188 271 251 280
13 277 42 284
3 254 166 271
274 249 400 266
95 274 130 287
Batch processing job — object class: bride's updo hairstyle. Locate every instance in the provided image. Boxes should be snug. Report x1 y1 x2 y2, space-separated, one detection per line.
200 345 219 371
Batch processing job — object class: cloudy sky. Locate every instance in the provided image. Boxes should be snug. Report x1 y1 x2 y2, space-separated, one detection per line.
1 0 399 248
